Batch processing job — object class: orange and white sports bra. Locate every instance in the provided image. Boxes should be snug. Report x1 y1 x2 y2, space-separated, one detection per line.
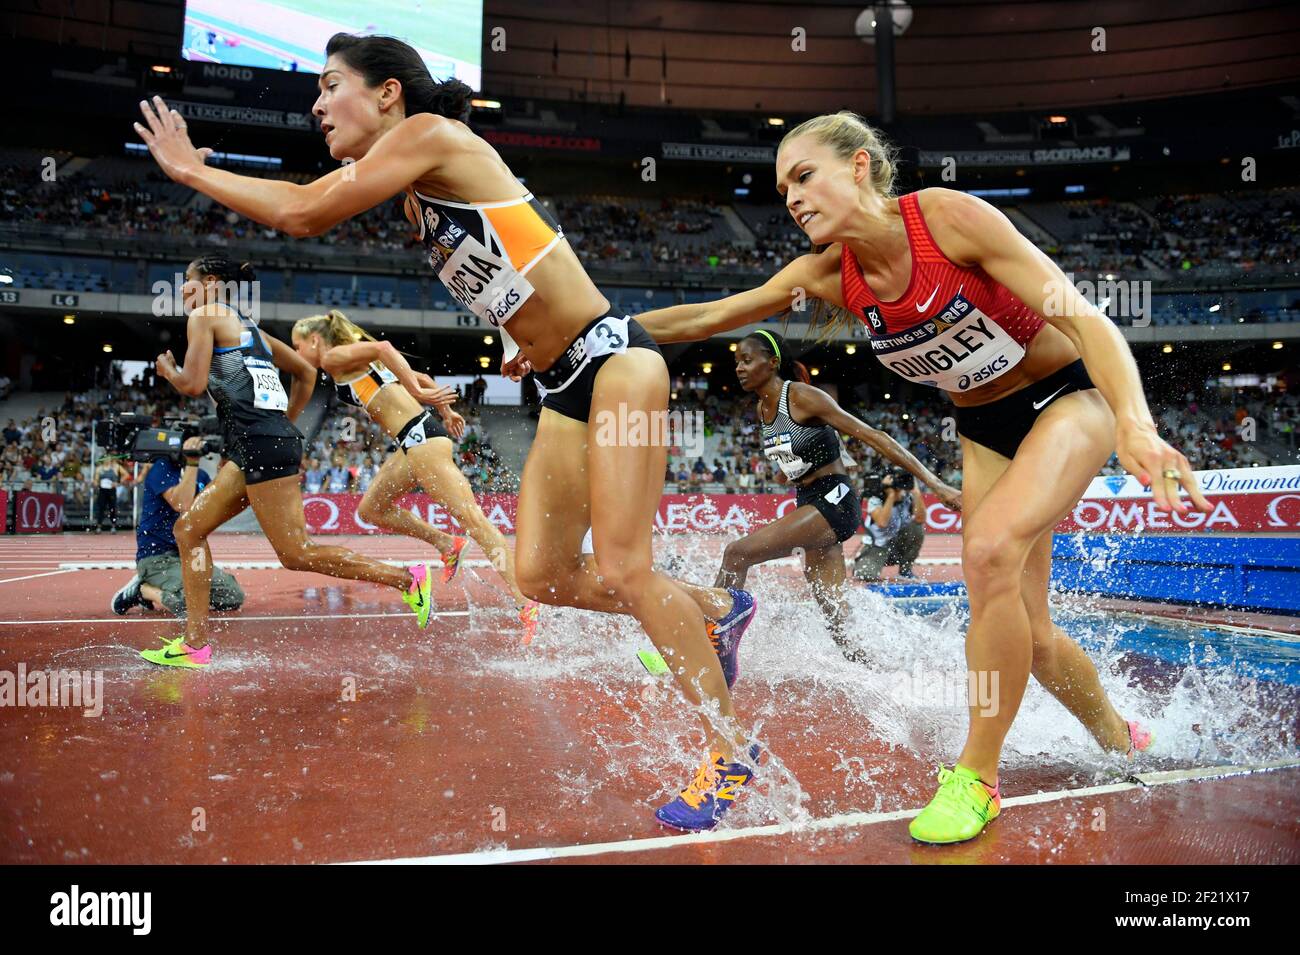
334 361 398 411
409 189 564 329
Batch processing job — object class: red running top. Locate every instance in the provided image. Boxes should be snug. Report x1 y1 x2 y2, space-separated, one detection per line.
840 191 1045 393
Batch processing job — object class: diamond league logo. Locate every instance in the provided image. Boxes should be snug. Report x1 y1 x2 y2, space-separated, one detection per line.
1104 475 1128 495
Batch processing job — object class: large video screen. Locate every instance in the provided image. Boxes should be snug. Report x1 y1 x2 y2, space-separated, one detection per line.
181 0 482 89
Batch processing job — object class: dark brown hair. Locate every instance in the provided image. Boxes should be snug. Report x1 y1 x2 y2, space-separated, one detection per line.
325 34 473 123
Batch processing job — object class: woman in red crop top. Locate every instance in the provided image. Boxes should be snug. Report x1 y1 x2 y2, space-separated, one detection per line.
640 111 1211 845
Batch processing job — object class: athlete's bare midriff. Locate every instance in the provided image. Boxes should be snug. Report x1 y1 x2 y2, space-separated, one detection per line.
944 323 1080 406
793 459 848 488
406 135 610 371
355 377 426 438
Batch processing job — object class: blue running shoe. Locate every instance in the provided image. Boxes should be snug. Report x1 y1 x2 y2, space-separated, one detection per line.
655 749 757 832
706 588 756 689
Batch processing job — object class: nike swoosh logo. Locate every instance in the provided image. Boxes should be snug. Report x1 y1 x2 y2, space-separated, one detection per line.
163 650 197 660
1032 385 1069 411
916 284 941 312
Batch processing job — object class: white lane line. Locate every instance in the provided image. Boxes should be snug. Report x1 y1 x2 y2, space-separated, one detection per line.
50 558 964 571
755 556 959 569
1105 608 1300 643
342 759 1300 866
1132 758 1300 785
0 570 75 585
57 560 502 571
0 610 471 625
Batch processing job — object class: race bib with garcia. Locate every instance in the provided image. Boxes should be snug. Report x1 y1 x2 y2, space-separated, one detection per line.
429 218 535 328
868 292 1025 392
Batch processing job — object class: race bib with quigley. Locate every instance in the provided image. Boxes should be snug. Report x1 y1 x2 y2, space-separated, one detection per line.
867 292 1024 392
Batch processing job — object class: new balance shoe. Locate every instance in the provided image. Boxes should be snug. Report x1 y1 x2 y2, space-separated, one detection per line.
440 536 468 584
655 747 758 832
705 588 756 689
1126 719 1153 759
518 600 540 645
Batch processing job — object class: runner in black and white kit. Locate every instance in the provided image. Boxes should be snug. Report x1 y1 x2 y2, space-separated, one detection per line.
141 254 437 669
718 330 959 661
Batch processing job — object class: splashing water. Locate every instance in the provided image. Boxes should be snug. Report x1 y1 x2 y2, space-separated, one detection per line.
450 531 1298 826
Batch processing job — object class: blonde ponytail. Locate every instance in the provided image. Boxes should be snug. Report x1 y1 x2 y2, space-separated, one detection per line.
292 309 376 346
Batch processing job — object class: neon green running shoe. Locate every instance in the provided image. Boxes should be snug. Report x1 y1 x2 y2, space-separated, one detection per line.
909 764 1000 844
140 636 212 669
402 563 434 629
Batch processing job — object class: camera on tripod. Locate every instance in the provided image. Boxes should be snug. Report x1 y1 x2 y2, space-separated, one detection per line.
103 413 224 464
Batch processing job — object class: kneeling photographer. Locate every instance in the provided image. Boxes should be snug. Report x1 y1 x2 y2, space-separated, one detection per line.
111 417 244 616
853 467 926 582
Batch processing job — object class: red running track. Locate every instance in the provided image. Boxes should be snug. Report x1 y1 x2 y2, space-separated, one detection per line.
0 533 1296 864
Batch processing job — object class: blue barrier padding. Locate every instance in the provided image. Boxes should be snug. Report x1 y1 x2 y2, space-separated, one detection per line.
875 580 967 599
1050 535 1300 614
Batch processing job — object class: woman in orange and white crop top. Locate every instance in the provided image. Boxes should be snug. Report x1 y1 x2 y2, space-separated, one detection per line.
135 33 757 828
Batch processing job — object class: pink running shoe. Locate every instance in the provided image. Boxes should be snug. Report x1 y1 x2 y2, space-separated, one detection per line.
440 536 468 584
1126 719 1153 759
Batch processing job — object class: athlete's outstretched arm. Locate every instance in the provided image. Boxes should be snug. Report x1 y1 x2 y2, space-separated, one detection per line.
787 383 962 508
932 190 1209 514
637 248 841 343
321 342 456 407
157 308 215 397
134 96 454 237
265 334 317 423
